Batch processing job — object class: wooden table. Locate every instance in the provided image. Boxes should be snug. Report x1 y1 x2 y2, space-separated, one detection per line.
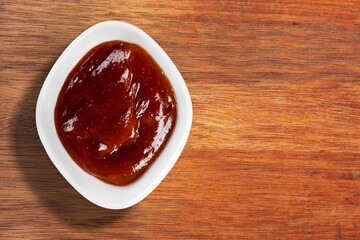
1 1 360 239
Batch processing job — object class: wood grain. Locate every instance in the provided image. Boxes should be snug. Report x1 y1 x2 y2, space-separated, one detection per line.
1 1 360 239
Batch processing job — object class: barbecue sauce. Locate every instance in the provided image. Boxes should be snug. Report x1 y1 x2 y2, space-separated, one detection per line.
55 41 177 186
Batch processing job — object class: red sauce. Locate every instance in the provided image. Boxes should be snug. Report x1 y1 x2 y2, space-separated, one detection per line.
55 41 177 186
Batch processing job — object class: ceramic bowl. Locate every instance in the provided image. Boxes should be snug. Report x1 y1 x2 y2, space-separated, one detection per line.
36 21 192 209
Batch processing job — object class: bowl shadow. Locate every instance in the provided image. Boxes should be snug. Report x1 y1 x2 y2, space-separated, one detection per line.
11 62 130 228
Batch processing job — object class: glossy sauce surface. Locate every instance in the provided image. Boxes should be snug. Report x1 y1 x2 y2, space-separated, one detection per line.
55 41 177 186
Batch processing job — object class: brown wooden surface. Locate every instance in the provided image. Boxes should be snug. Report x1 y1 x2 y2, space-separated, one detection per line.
1 1 360 239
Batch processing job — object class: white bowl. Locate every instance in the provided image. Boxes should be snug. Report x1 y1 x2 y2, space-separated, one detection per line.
35 21 192 209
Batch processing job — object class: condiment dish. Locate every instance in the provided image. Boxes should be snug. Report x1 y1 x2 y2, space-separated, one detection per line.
36 21 192 209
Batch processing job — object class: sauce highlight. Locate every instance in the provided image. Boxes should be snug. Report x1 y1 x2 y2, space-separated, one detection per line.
55 40 177 186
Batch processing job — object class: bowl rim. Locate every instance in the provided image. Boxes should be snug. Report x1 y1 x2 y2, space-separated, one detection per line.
35 20 192 209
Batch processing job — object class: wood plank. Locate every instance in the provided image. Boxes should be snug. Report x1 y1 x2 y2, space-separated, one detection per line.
1 1 360 239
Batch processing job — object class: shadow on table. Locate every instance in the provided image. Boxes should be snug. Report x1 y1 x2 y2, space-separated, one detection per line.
11 62 129 228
